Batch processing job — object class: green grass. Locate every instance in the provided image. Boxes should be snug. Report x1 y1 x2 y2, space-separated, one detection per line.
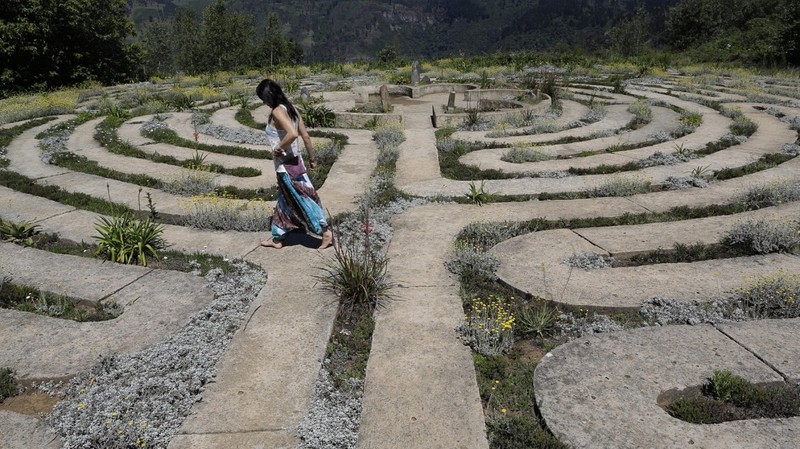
0 279 121 322
667 370 800 424
713 153 795 180
0 368 18 402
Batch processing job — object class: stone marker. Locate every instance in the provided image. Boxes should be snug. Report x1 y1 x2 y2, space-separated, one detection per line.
446 89 456 112
430 105 437 128
411 61 421 85
379 85 391 113
300 87 310 102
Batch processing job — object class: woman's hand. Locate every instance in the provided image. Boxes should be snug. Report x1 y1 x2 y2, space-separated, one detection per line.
308 158 317 169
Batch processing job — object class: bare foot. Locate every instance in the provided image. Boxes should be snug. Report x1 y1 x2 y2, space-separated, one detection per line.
260 238 283 249
319 229 333 249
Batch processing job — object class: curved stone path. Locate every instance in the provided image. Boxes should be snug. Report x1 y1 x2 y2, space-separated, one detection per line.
1 75 799 449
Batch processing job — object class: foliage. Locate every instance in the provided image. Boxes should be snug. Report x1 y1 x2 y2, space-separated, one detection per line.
316 219 392 320
0 0 141 94
458 295 516 356
590 175 651 197
0 279 122 322
734 180 800 210
501 147 553 163
735 271 800 319
722 218 800 255
300 103 336 128
0 367 18 402
668 370 800 424
179 193 271 231
0 170 132 217
467 180 491 206
0 219 41 246
162 168 217 197
93 213 166 267
627 99 653 128
514 299 559 339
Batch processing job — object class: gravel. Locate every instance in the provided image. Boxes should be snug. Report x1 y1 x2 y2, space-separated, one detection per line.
47 260 267 449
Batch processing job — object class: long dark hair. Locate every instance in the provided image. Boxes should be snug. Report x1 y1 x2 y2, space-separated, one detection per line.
256 78 299 123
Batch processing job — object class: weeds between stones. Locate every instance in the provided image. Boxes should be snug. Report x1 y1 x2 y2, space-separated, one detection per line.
665 370 800 424
0 367 18 403
0 277 123 322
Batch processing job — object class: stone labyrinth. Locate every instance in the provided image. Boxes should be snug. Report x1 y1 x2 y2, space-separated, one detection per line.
1 71 799 448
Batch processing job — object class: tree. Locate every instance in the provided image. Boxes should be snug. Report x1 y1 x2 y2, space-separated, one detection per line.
172 8 203 74
0 0 140 94
140 20 175 76
258 12 303 67
609 8 651 57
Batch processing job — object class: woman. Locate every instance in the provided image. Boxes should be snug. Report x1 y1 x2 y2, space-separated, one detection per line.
256 78 333 249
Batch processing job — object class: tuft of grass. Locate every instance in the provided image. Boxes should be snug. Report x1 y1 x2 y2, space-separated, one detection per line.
590 175 652 197
0 367 19 402
501 147 554 163
315 221 393 320
667 370 800 423
736 270 800 319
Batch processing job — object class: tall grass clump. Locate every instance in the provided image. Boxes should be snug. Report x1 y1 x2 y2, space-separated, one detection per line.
94 213 166 267
179 194 271 231
627 99 653 128
722 218 800 255
501 147 554 163
0 90 79 124
162 168 217 196
590 174 651 197
735 180 800 210
735 271 800 319
0 367 18 402
316 209 392 320
458 294 516 356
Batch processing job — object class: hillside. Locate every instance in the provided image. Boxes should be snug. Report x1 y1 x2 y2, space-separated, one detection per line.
129 0 680 62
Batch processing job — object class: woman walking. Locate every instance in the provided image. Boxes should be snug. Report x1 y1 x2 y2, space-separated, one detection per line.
256 78 333 249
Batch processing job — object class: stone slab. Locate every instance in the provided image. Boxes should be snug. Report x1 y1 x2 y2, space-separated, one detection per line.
535 324 798 449
718 318 800 381
0 411 62 449
358 285 488 449
0 248 214 379
573 202 800 255
0 242 149 302
176 248 336 434
493 228 800 308
0 185 76 223
169 431 296 449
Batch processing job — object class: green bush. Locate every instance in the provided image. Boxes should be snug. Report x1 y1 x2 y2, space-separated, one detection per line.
722 218 800 255
94 213 166 266
315 223 392 319
0 219 41 246
736 271 800 319
501 147 553 163
0 368 18 402
735 180 800 210
300 103 336 128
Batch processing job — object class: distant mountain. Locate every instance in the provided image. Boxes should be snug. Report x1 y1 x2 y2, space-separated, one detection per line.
129 0 681 62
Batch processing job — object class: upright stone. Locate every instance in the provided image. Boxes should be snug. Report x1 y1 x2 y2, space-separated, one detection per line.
446 89 456 112
411 61 421 85
300 87 310 102
379 85 391 113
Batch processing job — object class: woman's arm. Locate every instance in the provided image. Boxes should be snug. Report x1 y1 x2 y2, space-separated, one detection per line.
295 111 317 169
270 106 298 158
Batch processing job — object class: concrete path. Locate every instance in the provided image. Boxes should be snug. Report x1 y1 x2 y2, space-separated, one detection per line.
1 77 799 449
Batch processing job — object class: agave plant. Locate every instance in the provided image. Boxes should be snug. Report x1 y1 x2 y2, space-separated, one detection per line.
93 213 166 266
0 219 41 247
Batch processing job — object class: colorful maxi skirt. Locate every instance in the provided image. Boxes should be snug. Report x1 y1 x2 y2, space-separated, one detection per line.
270 171 328 241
